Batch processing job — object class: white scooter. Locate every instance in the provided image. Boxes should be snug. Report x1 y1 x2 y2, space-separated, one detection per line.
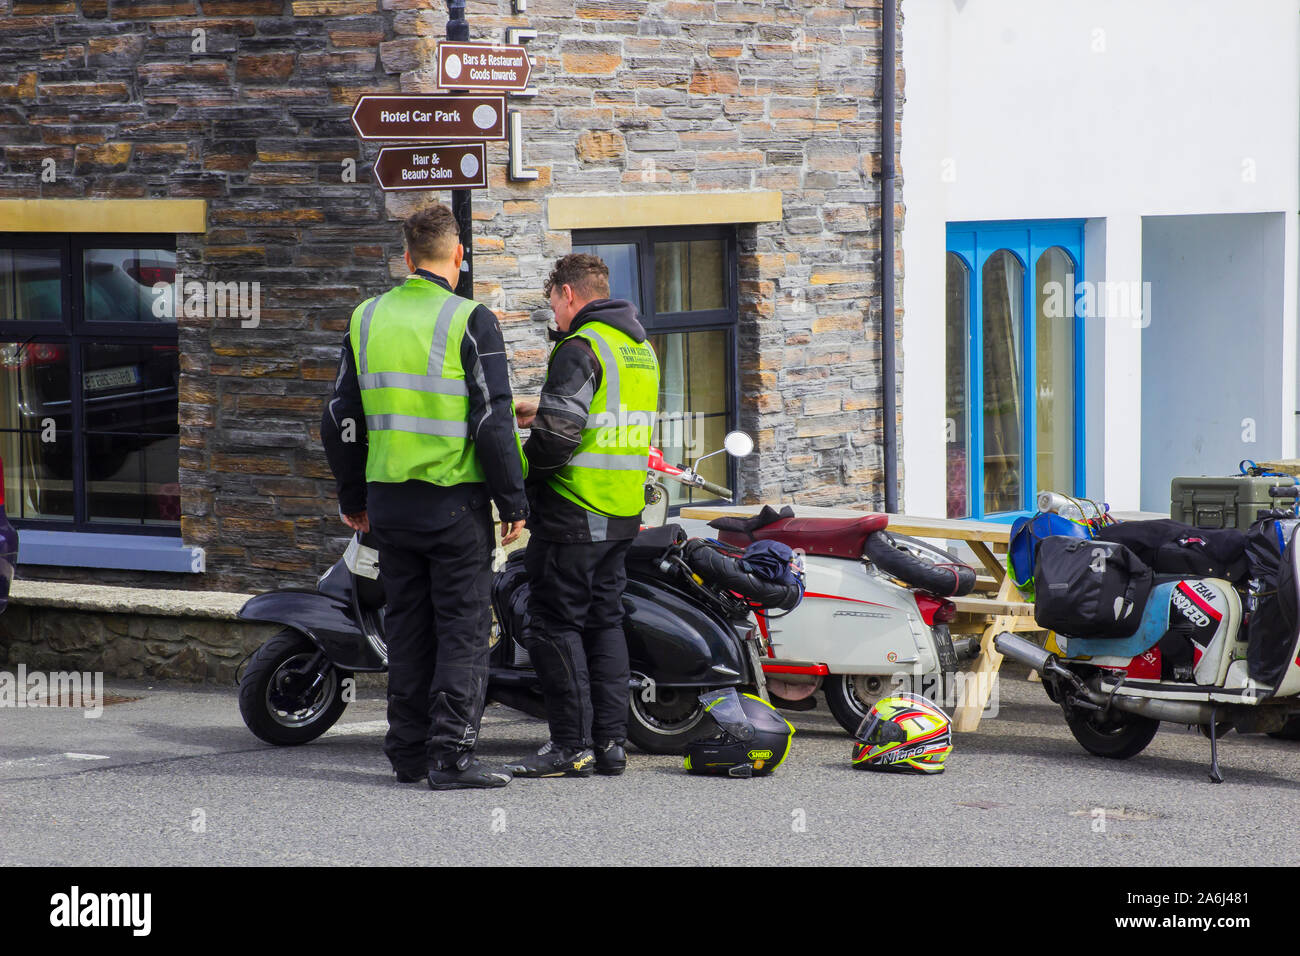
647 436 981 736
994 548 1300 782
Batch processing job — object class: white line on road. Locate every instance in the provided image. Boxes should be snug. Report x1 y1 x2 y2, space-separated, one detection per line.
323 720 389 737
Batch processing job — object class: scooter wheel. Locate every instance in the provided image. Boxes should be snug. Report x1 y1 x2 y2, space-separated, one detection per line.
1268 715 1300 740
1064 705 1159 759
823 674 896 736
239 629 351 746
626 686 709 755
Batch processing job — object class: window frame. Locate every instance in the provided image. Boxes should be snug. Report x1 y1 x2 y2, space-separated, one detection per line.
0 232 181 536
571 224 741 506
945 219 1086 519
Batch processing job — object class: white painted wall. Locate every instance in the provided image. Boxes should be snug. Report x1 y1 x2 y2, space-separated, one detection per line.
1140 213 1288 511
901 0 1300 516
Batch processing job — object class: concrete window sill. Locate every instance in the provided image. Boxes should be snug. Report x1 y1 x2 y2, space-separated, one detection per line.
16 530 206 574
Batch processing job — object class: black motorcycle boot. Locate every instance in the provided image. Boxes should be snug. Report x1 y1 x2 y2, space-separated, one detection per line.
503 744 596 778
594 739 627 776
427 753 512 790
394 767 426 783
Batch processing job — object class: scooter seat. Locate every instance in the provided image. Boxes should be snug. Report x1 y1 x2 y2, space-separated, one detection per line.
717 514 889 558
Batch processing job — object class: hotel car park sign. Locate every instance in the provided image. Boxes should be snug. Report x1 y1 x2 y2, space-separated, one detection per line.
353 42 534 191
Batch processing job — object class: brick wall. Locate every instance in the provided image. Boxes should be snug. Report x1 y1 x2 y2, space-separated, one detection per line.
1 0 902 593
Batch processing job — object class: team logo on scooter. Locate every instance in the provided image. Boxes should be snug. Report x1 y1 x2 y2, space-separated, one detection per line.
887 651 898 663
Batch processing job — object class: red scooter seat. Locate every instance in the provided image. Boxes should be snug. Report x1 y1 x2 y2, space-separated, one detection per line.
716 514 889 557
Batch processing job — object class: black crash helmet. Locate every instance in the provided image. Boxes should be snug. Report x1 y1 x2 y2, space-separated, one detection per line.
684 688 795 778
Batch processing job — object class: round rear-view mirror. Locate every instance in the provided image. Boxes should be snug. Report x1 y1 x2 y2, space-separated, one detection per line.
723 431 754 458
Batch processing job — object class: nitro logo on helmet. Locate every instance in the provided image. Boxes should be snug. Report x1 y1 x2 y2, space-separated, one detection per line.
877 743 940 764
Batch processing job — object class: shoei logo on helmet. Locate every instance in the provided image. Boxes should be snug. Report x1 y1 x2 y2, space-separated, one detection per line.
747 749 773 760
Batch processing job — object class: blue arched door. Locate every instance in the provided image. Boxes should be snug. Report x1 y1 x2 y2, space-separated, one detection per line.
945 220 1085 519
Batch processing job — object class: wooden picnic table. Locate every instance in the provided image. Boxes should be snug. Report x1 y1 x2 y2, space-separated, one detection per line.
678 504 1043 731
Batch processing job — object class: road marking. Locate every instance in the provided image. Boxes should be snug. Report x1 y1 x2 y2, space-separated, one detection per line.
323 720 389 737
0 753 111 768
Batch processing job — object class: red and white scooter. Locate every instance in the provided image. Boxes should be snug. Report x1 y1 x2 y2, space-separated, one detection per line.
646 433 980 736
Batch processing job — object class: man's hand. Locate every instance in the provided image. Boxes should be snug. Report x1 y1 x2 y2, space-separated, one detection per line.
515 397 538 429
500 519 526 546
342 510 370 533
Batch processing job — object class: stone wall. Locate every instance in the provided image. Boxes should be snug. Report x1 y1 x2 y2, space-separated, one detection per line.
0 604 276 683
2 0 902 593
421 0 903 508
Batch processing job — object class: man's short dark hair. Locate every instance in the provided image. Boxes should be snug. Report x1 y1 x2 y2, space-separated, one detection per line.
403 204 459 265
544 253 611 300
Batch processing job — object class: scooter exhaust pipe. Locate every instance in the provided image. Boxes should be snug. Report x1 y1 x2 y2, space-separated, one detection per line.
993 632 1223 724
993 632 1055 674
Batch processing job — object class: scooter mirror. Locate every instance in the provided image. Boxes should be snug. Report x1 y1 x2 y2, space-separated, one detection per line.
723 431 754 459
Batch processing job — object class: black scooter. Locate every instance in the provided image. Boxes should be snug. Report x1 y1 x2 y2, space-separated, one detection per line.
236 434 796 754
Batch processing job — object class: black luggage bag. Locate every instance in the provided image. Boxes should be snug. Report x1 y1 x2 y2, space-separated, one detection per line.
1034 537 1154 639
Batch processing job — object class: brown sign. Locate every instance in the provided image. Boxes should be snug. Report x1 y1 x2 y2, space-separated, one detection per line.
350 94 506 141
436 42 532 93
373 143 488 191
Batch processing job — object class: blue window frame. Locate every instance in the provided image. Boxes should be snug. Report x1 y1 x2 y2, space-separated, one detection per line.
945 220 1085 519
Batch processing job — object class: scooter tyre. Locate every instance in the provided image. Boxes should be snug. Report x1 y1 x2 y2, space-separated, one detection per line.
1064 705 1159 759
239 628 351 746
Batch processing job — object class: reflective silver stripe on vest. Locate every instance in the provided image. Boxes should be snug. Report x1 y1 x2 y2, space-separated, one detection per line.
586 510 609 541
357 295 383 374
428 294 471 376
365 414 469 438
582 329 620 419
568 451 648 470
357 371 469 396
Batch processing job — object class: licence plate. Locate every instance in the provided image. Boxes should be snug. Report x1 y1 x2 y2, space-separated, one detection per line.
84 365 141 392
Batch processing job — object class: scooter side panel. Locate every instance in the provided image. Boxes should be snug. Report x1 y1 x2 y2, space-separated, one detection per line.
621 578 747 686
766 557 935 675
238 590 386 672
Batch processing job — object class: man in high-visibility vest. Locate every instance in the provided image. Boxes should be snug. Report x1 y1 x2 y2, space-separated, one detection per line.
504 253 660 778
322 204 527 790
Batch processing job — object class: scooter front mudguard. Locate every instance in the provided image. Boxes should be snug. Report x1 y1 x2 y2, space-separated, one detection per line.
238 590 386 672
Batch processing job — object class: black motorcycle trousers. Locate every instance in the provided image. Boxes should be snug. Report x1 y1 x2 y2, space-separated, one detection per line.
372 507 494 772
521 536 633 750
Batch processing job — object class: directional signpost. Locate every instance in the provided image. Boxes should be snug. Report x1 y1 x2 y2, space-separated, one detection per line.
436 42 532 93
350 94 506 142
350 23 540 293
373 143 487 191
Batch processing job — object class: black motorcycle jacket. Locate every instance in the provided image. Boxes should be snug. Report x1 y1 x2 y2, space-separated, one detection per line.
524 298 654 544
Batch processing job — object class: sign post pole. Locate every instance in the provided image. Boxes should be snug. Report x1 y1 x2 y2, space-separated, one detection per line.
447 0 473 298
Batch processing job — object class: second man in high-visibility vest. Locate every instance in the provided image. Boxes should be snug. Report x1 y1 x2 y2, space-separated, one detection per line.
505 253 660 778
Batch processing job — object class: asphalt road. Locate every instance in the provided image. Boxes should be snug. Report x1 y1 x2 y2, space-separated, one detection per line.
3 665 1300 866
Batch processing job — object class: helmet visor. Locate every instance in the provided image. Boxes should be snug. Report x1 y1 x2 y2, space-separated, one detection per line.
698 687 756 742
855 712 907 746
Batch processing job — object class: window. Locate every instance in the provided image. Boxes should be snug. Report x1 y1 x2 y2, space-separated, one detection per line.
571 226 738 507
945 221 1084 518
0 234 180 533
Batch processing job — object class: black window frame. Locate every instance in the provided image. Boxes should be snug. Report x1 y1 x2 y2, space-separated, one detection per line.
0 232 181 536
572 224 741 507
